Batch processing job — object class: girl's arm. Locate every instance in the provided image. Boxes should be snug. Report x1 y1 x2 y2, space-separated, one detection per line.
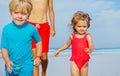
54 35 72 56
86 34 94 53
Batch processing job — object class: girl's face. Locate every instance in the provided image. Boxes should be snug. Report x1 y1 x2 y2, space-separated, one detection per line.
75 20 88 35
11 9 29 26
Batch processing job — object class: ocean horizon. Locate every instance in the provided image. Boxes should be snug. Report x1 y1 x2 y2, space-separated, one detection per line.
1 48 120 58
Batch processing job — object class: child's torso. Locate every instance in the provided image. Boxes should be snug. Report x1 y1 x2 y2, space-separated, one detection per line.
71 34 89 57
4 22 35 64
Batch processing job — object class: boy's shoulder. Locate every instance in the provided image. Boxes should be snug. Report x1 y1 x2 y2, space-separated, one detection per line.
3 22 13 30
26 22 36 30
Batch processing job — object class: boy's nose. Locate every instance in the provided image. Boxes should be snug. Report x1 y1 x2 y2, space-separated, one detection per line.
18 13 22 18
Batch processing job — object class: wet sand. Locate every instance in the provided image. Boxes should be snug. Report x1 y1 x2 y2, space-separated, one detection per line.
0 50 120 76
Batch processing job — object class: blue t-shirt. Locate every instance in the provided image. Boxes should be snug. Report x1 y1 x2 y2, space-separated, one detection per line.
1 21 41 65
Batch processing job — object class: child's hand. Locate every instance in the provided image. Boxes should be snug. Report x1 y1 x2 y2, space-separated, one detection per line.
6 61 13 73
34 57 41 66
54 50 60 56
84 48 90 53
50 28 56 37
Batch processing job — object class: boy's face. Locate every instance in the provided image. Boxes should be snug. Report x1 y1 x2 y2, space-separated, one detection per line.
11 9 29 26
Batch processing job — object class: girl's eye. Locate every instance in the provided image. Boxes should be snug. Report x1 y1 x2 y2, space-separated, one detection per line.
77 26 81 27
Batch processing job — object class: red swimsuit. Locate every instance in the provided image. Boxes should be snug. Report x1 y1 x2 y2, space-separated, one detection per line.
70 34 90 69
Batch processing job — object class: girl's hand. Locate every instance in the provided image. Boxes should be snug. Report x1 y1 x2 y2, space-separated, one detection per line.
6 61 13 73
54 50 60 56
34 57 41 66
84 48 90 53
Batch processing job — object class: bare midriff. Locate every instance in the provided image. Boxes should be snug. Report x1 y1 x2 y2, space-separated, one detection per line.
28 0 49 23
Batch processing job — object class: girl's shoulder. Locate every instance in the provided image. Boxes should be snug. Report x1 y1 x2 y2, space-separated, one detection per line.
86 33 92 39
70 33 75 39
86 33 92 36
71 33 75 37
86 33 90 35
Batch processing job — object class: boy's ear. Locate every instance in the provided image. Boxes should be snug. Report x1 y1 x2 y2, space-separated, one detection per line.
27 15 30 19
10 12 12 15
27 13 31 19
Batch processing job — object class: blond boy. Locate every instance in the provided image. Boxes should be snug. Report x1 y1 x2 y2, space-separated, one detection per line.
1 0 42 76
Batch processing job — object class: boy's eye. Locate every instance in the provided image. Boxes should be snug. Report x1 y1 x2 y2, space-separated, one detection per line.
83 26 87 28
14 12 19 14
22 13 27 15
78 26 81 27
14 12 27 15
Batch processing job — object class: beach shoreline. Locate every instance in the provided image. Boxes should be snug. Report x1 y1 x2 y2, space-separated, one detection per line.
0 49 120 76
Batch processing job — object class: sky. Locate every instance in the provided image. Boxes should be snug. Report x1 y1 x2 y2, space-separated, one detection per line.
0 0 120 49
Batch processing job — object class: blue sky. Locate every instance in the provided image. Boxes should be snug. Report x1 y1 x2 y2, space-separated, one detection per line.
0 0 120 49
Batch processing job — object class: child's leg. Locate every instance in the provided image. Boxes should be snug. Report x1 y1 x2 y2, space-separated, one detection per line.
41 52 48 76
32 48 39 76
80 63 88 76
33 66 39 76
70 61 80 76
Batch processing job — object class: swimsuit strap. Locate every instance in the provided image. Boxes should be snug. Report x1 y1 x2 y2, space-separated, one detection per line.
72 33 88 39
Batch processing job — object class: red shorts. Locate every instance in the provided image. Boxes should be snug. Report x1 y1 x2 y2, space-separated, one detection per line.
28 21 50 52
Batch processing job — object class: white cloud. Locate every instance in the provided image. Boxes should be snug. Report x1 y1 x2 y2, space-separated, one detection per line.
54 0 116 12
93 10 120 28
53 0 120 48
1 0 120 48
91 10 120 48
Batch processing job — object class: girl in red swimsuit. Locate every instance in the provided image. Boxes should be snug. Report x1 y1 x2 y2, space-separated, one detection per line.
54 11 94 76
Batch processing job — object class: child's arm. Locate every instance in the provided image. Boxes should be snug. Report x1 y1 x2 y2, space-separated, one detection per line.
85 34 94 53
54 35 72 56
36 41 42 57
1 48 13 73
34 41 42 66
49 0 55 36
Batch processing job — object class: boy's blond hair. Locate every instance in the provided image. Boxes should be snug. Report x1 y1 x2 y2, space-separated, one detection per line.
9 0 32 15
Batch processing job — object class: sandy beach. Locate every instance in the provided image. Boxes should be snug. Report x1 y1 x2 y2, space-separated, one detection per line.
0 50 120 76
